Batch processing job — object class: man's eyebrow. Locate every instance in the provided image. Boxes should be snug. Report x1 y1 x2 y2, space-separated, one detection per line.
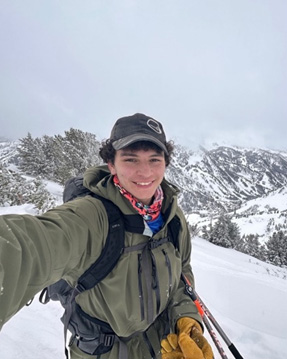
119 151 164 157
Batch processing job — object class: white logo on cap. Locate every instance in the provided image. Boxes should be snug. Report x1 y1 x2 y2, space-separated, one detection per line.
147 119 162 134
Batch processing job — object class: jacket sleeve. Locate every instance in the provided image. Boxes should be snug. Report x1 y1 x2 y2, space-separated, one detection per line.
167 212 203 331
0 197 107 330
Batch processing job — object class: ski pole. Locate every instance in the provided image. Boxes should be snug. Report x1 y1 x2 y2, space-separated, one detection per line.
194 290 244 359
182 275 229 359
202 312 229 359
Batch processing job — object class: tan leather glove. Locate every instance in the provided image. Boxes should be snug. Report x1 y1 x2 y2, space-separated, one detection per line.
161 317 214 359
177 317 214 359
161 333 183 359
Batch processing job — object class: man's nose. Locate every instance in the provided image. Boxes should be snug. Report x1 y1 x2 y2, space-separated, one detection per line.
137 162 152 176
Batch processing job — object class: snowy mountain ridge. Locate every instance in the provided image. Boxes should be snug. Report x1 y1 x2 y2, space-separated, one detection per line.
165 144 287 243
1 137 287 243
167 144 287 213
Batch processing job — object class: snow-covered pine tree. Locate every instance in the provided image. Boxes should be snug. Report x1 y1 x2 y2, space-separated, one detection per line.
0 165 55 211
18 133 47 176
0 165 25 206
17 132 37 175
227 220 241 249
266 231 287 267
209 213 233 248
242 234 261 258
41 135 57 179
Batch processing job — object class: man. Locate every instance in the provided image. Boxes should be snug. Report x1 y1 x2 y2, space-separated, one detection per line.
0 113 213 358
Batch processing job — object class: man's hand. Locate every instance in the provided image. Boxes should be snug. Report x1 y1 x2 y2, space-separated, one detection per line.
161 333 183 359
161 317 214 359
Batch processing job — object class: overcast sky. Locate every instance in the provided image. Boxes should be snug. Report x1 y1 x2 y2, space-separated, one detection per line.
0 0 286 150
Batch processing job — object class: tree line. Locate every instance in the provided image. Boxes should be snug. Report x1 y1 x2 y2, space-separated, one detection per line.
0 128 102 212
17 128 102 184
193 213 287 268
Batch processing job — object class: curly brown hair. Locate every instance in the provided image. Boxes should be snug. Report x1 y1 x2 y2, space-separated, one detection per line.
99 140 174 166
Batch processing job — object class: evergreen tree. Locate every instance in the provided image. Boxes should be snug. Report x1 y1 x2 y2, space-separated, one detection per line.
51 129 102 184
233 234 246 252
188 223 200 238
0 165 24 206
266 231 287 267
228 221 241 249
52 134 78 183
28 176 56 213
208 213 242 249
41 135 57 179
243 234 261 257
18 134 47 176
18 132 38 175
16 129 102 185
209 213 233 248
0 165 55 212
201 224 210 240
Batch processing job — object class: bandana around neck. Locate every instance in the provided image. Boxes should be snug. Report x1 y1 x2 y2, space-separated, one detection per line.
113 175 163 222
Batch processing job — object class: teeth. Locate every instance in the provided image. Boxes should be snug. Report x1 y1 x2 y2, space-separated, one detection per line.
136 182 151 185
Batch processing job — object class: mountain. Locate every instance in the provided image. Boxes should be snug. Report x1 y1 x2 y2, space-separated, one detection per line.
167 144 287 214
2 135 287 244
166 144 287 243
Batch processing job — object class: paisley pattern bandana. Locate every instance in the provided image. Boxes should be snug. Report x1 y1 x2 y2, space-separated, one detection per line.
113 175 163 221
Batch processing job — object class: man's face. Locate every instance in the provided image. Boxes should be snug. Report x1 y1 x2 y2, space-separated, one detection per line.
108 147 166 205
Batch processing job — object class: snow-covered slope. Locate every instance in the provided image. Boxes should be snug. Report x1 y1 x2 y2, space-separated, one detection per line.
188 185 287 243
1 205 286 359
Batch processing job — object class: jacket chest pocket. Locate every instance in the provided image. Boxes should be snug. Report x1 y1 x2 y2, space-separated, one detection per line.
137 240 182 324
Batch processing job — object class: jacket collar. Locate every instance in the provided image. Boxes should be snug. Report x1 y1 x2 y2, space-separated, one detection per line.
83 165 179 222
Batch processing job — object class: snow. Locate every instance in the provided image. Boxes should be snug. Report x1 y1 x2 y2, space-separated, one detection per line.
42 179 64 205
188 185 287 244
1 205 287 359
237 186 287 214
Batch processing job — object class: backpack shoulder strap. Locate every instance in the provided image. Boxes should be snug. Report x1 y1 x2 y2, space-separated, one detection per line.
76 193 125 292
63 175 93 202
168 215 181 250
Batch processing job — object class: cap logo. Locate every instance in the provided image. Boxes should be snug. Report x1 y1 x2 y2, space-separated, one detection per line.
147 119 162 134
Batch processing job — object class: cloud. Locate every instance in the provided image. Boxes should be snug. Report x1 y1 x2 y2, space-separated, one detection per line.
0 1 286 150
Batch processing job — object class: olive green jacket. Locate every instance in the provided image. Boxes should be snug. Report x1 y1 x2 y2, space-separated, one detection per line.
0 166 201 349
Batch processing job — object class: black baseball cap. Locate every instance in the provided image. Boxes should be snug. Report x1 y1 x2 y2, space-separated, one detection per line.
110 113 168 154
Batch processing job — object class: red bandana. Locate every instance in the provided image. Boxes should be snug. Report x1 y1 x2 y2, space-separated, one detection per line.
113 175 163 221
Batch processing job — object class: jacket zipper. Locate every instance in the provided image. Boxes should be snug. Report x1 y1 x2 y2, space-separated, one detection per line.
137 253 145 321
162 249 172 297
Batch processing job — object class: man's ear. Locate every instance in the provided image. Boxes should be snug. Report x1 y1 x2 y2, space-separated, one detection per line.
107 161 116 175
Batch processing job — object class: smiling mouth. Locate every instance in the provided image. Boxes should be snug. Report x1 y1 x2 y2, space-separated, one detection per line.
135 181 153 186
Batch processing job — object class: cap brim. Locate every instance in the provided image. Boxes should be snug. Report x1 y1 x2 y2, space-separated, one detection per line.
112 134 168 154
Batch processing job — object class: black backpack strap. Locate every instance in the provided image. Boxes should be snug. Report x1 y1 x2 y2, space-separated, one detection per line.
167 215 181 250
76 194 125 292
63 194 126 358
63 175 93 202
